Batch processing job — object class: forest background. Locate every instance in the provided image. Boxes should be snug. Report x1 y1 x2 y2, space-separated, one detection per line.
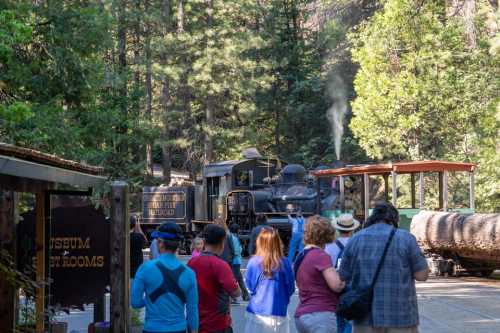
0 0 498 211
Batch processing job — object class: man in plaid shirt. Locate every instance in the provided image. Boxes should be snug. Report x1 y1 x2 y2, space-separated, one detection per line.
338 202 429 333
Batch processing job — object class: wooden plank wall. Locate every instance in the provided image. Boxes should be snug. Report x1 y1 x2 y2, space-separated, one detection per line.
0 190 18 332
35 191 46 333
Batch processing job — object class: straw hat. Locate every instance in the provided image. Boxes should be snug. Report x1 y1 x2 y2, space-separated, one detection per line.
332 214 360 231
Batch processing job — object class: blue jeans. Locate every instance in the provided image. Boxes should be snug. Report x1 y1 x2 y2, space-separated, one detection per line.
288 232 304 262
337 314 352 333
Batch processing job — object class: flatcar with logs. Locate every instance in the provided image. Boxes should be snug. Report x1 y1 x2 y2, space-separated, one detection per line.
315 160 500 277
140 150 338 253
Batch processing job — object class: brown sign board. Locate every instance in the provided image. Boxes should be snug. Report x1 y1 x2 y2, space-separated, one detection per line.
18 196 110 308
142 186 193 224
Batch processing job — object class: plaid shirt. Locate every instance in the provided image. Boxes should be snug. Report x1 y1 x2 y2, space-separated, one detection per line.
339 223 428 328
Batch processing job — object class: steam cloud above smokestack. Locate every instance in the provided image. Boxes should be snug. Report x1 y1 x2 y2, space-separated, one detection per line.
326 75 347 161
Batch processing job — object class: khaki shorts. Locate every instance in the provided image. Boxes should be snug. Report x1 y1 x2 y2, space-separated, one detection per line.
353 325 419 333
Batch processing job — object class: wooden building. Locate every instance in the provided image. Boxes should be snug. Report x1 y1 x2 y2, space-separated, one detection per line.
0 143 130 333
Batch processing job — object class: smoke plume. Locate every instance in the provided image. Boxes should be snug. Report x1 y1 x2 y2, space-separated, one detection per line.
326 75 348 161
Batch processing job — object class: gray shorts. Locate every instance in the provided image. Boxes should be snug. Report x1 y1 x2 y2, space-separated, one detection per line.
295 311 337 333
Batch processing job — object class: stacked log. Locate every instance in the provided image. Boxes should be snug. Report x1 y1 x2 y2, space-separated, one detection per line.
410 210 500 264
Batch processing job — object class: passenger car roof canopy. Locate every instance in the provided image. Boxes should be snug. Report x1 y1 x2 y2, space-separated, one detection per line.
314 160 477 177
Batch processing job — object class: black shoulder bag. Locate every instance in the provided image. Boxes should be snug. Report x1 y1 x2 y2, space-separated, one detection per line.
336 228 397 321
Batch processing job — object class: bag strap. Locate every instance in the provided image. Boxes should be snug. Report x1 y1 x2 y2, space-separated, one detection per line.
334 240 345 269
370 228 396 289
293 247 315 277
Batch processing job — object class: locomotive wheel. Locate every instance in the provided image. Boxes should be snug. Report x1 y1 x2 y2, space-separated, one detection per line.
449 262 459 277
479 270 494 277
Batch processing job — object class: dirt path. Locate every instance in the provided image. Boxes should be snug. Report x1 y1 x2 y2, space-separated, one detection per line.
417 277 500 333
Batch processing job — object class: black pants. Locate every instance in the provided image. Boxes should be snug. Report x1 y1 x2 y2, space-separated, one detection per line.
143 331 185 333
214 328 233 333
231 264 249 299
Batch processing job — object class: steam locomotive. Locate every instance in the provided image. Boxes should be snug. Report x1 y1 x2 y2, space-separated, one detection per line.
141 152 338 252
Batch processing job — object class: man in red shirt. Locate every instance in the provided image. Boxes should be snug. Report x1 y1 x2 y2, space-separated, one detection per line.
188 224 241 333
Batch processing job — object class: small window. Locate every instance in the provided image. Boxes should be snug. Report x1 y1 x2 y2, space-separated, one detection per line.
235 170 250 187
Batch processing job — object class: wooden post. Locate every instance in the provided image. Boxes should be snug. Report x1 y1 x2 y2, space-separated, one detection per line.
410 173 416 209
419 172 425 209
363 173 369 221
35 191 46 333
0 190 17 333
110 181 130 333
339 176 345 211
383 174 389 202
391 171 397 207
469 171 475 210
443 171 449 211
438 172 444 210
315 178 321 214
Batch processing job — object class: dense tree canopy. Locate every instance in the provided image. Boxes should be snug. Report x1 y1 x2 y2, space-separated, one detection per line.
0 0 498 210
349 0 499 210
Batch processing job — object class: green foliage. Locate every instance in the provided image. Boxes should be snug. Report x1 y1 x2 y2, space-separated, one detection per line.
0 0 497 211
349 0 499 211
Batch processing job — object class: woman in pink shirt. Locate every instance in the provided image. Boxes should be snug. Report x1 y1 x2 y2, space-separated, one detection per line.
294 215 345 333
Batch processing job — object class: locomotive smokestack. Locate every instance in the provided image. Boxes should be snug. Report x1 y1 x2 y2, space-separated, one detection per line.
242 147 262 159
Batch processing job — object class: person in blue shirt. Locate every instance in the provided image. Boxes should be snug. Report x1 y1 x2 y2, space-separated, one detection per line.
339 202 429 333
248 215 270 256
287 205 306 262
149 225 161 259
229 223 250 302
245 227 295 333
131 222 199 333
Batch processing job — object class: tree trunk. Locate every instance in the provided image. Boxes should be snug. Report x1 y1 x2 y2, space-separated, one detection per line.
204 98 214 164
145 0 153 178
162 145 172 185
447 0 477 49
117 0 128 158
132 0 142 166
463 0 477 49
204 0 215 164
177 0 184 33
161 0 172 183
411 211 500 263
272 80 281 155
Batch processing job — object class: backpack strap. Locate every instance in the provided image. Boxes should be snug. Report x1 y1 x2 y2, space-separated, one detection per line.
148 262 187 303
293 247 315 278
